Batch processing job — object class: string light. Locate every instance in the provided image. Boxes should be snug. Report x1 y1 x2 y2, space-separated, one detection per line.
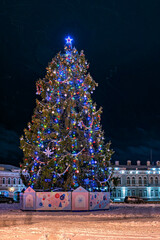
20 36 113 191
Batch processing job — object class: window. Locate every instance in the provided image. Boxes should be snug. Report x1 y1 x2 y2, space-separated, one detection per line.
13 178 16 185
127 190 131 196
0 191 9 197
155 177 158 185
139 190 142 197
143 190 147 197
155 190 158 197
144 177 147 186
2 178 5 184
132 177 135 186
18 178 21 185
112 190 116 197
150 177 154 185
138 177 142 186
127 177 130 186
118 177 121 185
118 190 121 197
151 190 154 197
132 190 135 196
8 178 11 185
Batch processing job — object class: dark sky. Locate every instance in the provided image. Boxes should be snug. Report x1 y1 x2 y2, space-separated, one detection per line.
1 0 160 166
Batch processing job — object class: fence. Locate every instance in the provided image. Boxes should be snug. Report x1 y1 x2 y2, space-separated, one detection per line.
21 186 110 211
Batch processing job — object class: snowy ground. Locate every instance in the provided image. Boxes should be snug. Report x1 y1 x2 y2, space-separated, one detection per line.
0 203 160 240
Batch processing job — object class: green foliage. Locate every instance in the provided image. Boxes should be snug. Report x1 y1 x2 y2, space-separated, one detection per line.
20 43 114 191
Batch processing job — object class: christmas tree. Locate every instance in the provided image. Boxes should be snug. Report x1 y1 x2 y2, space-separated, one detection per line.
20 36 114 191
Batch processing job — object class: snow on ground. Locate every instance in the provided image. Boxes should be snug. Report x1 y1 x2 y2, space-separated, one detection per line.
0 203 160 239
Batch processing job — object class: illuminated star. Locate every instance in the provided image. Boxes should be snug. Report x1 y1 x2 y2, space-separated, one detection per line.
65 36 73 44
43 147 54 157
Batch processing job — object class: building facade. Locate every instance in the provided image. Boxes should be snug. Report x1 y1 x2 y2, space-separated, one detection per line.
0 164 25 201
111 160 160 202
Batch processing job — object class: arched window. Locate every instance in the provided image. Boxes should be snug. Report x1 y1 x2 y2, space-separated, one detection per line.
13 178 16 185
138 177 142 186
155 177 158 185
150 177 154 185
118 177 121 185
132 177 135 186
8 178 11 185
18 178 21 185
127 177 130 186
144 176 147 186
2 178 5 184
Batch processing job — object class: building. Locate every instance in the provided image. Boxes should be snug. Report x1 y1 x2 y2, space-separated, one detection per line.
0 164 25 201
111 160 160 202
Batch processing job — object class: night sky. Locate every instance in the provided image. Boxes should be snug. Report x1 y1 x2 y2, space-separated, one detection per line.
1 1 160 166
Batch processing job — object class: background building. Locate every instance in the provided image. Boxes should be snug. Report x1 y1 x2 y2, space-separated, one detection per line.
111 160 160 202
0 164 25 201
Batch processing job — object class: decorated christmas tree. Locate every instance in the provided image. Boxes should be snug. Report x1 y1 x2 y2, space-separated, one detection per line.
20 36 114 191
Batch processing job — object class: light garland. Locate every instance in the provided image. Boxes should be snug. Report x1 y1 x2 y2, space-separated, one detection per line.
20 36 113 191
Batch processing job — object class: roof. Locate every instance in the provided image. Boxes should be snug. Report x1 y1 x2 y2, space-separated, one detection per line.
113 165 160 170
0 164 20 172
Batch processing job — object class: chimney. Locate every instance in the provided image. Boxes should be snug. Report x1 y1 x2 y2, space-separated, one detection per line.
137 160 141 166
115 161 119 166
156 161 160 166
147 161 150 166
127 160 131 166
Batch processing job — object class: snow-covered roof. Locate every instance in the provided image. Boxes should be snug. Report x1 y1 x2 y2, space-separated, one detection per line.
0 164 20 172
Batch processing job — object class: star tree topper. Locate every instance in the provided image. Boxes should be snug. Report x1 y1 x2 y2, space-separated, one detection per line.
65 36 73 45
